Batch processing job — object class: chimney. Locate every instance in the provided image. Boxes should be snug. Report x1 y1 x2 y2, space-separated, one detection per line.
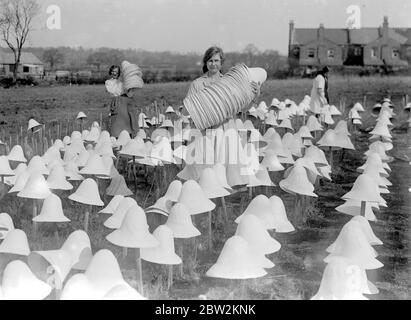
289 20 295 48
318 23 325 43
382 16 389 40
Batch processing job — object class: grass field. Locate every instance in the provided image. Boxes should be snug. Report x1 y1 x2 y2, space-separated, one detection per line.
0 75 410 300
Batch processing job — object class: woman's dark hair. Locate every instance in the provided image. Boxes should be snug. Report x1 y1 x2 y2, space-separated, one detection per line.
316 66 329 77
202 46 224 74
109 65 121 76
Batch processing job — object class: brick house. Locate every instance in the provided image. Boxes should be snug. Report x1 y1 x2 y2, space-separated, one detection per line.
289 16 411 73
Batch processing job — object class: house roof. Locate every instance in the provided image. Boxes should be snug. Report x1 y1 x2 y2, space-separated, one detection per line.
0 49 43 65
292 27 411 46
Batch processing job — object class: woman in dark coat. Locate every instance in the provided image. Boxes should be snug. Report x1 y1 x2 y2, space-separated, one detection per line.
106 62 143 138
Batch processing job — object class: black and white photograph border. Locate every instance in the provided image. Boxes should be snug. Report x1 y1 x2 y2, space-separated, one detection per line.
0 0 410 305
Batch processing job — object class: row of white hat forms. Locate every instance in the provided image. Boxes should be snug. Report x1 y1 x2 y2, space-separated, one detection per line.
311 103 396 300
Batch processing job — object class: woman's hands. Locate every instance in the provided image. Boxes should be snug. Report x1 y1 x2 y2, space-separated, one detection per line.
251 81 261 101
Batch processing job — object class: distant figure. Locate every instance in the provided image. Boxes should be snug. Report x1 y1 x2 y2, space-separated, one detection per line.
106 62 143 138
309 66 329 116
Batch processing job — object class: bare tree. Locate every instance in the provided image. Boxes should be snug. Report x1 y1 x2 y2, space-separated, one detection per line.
0 0 40 84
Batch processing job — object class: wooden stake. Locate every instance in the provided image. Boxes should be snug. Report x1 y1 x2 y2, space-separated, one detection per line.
208 211 213 250
221 196 228 225
360 200 366 217
135 248 144 295
32 199 38 237
84 205 91 233
167 265 173 289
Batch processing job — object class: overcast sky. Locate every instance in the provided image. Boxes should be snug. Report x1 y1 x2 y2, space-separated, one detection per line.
27 0 411 54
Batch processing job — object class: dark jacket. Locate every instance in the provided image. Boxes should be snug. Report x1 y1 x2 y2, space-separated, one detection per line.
109 95 139 138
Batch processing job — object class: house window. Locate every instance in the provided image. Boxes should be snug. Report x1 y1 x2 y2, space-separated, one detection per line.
308 48 315 58
23 66 29 73
392 48 400 59
353 47 362 56
371 47 378 58
327 49 335 58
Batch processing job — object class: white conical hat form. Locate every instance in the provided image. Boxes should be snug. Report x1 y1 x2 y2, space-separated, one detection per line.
261 153 285 172
235 195 277 230
63 146 78 163
235 214 281 254
96 141 115 159
165 106 175 114
329 105 342 116
198 167 231 199
64 161 84 181
336 199 378 222
106 207 159 248
165 202 201 239
247 165 274 187
17 172 51 199
0 229 30 255
369 122 392 138
8 169 30 193
324 222 383 270
317 129 340 149
28 118 42 131
269 195 295 233
164 180 182 202
7 145 27 163
341 173 385 204
99 195 125 214
263 127 277 140
84 127 100 143
116 130 131 148
62 135 71 145
104 198 139 229
105 174 133 197
141 225 182 265
146 196 173 216
47 165 73 190
177 180 216 215
60 274 101 300
279 162 317 197
160 119 174 129
206 235 268 279
77 111 87 119
335 132 355 150
334 120 350 136
150 137 175 164
42 146 63 165
311 257 368 300
27 156 49 175
0 156 15 176
119 138 147 158
306 115 323 132
76 249 133 298
350 216 382 245
81 130 90 140
103 284 146 300
27 248 74 285
70 131 82 140
357 153 389 177
1 260 52 300
68 178 104 206
212 163 232 190
362 164 391 188
278 118 294 131
4 163 27 186
304 145 329 166
297 126 314 139
54 139 65 150
0 212 15 239
33 193 70 222
60 230 93 270
265 113 278 126
79 154 109 177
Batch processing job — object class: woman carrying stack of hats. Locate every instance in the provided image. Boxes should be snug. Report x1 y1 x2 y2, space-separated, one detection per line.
187 46 261 107
106 61 144 138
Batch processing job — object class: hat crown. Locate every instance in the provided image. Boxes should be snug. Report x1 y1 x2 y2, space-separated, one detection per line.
178 180 216 214
2 260 51 300
8 145 27 162
164 180 182 202
0 229 30 255
206 235 267 279
0 213 14 239
35 193 69 222
280 162 316 197
0 155 14 175
18 172 51 199
69 178 103 206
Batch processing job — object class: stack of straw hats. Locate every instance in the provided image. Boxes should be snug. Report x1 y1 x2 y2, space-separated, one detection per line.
121 61 144 92
183 64 267 130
